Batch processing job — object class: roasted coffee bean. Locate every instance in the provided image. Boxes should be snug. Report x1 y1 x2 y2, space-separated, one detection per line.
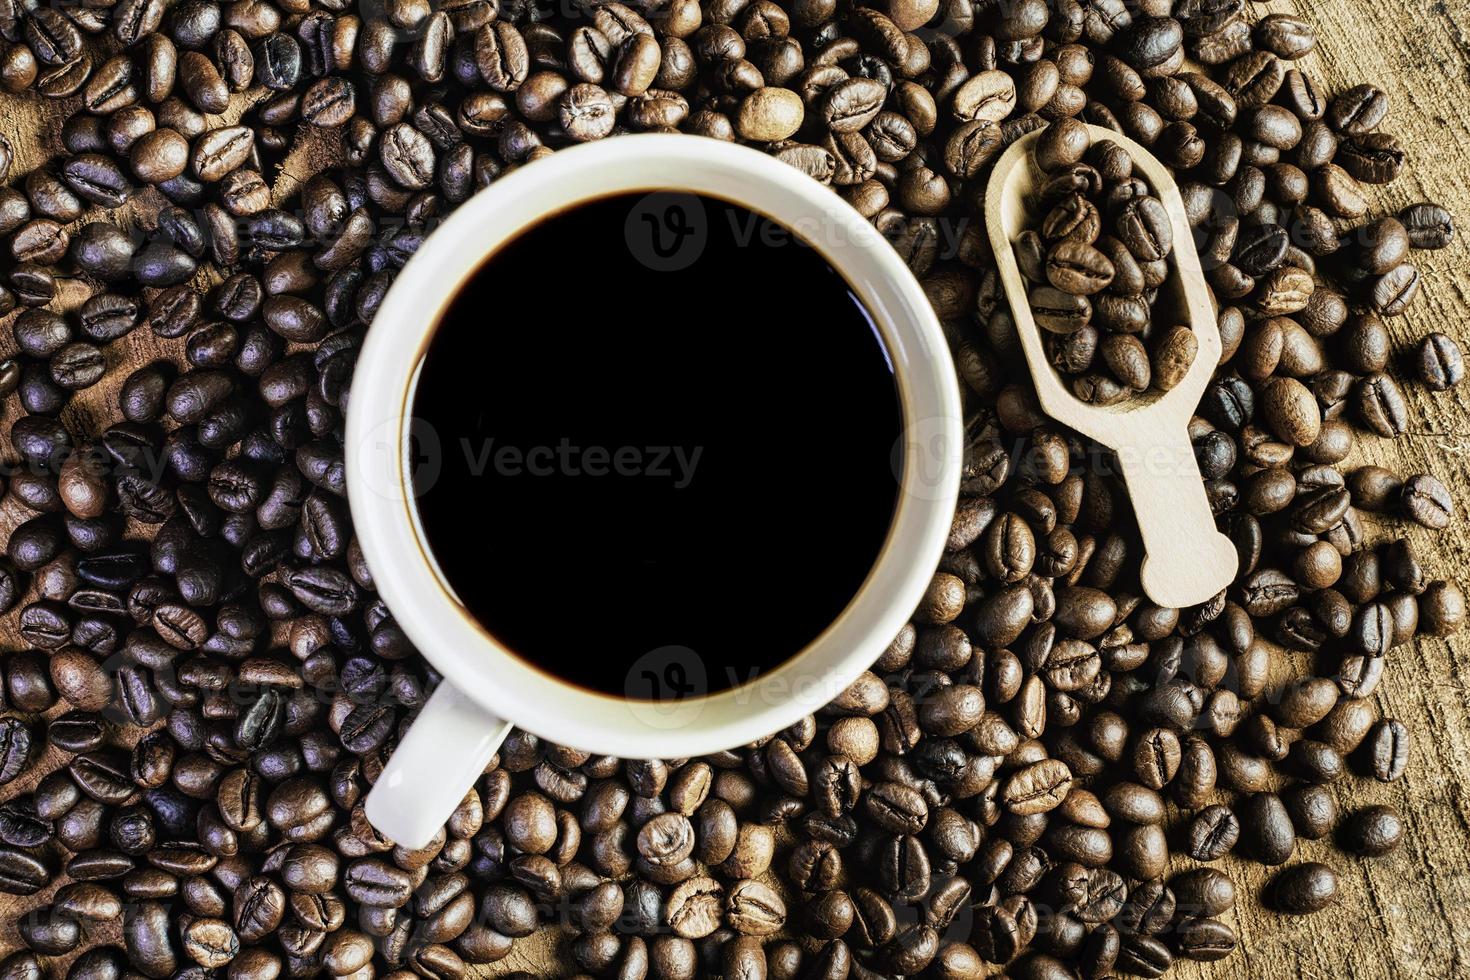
1341 804 1404 857
1367 718 1410 782
1416 332 1465 390
52 882 122 923
1402 473 1454 530
1238 792 1296 866
68 751 136 804
1117 933 1174 978
660 875 721 939
0 847 51 895
124 900 177 976
18 907 80 956
820 77 887 133
1176 917 1237 963
1046 241 1115 295
1272 862 1338 914
726 878 785 935
1255 14 1316 58
1184 804 1239 862
1029 286 1091 334
131 129 191 184
1422 580 1468 636
1001 759 1073 815
1356 372 1408 437
193 127 254 183
1262 377 1320 446
234 876 286 941
0 801 50 850
1400 202 1455 249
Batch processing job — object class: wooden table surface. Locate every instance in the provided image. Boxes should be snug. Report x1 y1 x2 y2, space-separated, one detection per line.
3 0 1470 976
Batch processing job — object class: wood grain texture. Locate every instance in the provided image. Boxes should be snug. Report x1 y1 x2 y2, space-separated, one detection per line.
0 0 1468 977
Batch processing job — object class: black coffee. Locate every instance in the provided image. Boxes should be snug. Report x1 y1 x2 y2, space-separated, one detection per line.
411 192 903 698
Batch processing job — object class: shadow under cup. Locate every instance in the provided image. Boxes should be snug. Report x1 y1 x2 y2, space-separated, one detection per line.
401 191 911 704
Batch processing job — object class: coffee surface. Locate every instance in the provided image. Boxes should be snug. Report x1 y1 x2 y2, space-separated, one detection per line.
412 193 902 698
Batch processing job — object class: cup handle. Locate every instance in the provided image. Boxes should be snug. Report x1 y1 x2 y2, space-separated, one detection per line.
365 681 512 849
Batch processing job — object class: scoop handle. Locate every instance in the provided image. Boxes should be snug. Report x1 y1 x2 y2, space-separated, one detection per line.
1114 423 1239 609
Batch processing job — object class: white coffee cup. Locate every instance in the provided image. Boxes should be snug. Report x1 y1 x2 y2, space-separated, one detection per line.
347 134 963 848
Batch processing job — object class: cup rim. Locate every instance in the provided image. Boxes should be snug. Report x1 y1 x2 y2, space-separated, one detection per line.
345 134 962 757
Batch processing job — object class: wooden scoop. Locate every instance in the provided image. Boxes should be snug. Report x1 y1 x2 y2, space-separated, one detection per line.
984 124 1237 609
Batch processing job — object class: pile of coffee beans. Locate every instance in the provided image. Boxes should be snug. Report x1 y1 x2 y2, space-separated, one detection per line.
1014 117 1198 402
0 0 1464 977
